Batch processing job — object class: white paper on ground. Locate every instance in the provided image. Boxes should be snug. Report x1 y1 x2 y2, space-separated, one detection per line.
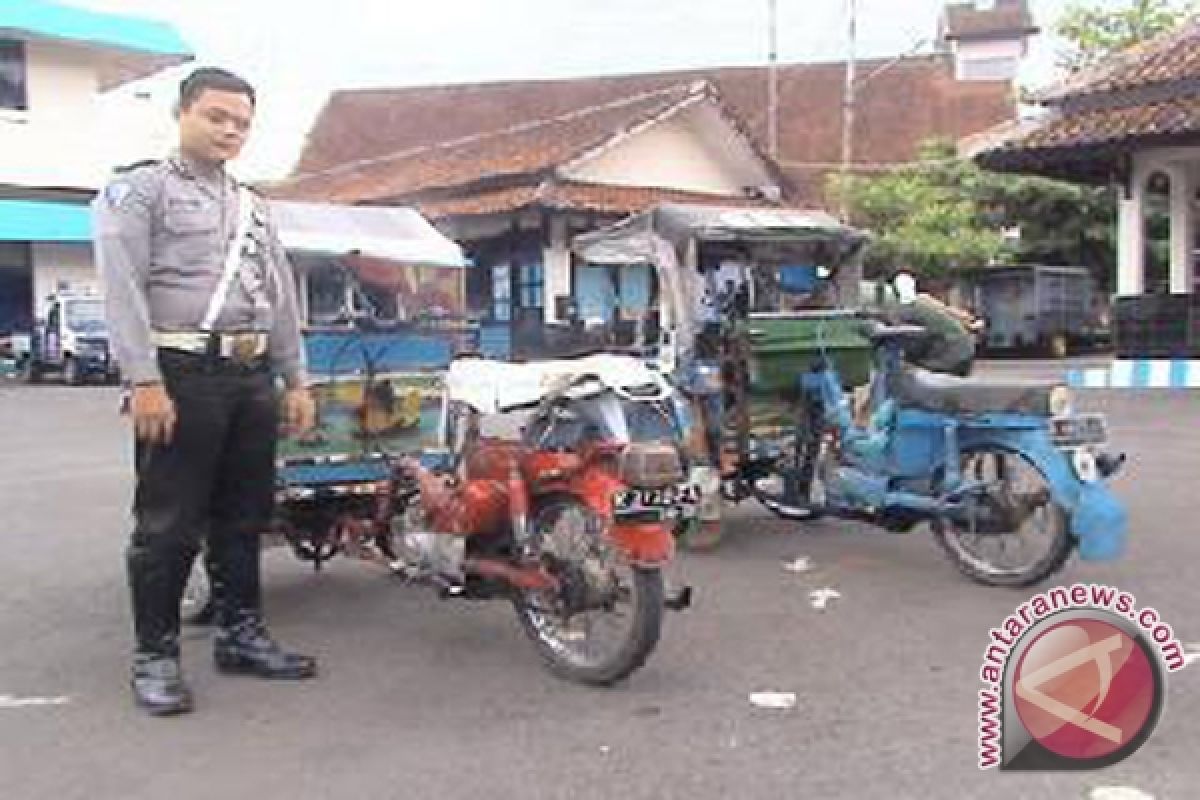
749 692 798 710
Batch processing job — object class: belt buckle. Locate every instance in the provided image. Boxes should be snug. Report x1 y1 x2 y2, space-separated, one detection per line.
230 334 260 366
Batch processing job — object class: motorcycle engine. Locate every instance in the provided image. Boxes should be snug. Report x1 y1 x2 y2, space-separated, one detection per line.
391 493 467 582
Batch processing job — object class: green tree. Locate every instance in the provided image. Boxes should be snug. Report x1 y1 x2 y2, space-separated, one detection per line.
1057 0 1196 70
831 140 1118 289
829 142 1004 283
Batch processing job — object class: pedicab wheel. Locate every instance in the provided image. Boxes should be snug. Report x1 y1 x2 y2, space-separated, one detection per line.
181 557 215 626
932 446 1074 588
513 497 664 686
747 400 826 523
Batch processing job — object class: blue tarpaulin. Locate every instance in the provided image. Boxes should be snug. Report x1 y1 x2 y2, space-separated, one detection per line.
0 199 91 242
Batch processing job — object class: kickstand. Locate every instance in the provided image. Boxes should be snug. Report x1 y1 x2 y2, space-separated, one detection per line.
665 586 693 611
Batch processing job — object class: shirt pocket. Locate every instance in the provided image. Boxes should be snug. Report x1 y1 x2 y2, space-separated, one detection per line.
162 209 218 267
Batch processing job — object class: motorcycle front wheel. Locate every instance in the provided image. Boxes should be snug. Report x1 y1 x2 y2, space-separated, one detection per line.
932 446 1074 587
513 497 664 686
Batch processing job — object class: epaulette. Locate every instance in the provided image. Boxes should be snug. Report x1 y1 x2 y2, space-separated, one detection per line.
113 158 161 174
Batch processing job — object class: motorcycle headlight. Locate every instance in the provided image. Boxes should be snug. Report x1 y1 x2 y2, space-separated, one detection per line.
1049 385 1072 418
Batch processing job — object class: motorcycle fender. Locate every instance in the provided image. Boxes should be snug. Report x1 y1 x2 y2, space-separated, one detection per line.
961 429 1128 562
610 522 676 566
568 468 675 567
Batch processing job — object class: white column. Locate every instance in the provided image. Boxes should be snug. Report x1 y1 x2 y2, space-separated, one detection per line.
542 215 571 323
1116 172 1146 297
1168 163 1194 294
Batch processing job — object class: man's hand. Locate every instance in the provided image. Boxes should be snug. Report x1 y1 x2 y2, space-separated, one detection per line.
281 388 316 436
130 383 176 445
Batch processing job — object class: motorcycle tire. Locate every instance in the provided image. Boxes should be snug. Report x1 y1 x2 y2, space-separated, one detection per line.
513 497 664 686
932 446 1074 588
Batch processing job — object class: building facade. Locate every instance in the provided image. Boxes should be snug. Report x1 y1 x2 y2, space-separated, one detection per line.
0 0 190 334
976 19 1200 364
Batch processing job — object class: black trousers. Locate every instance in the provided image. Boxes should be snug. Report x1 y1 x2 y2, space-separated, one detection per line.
126 350 278 656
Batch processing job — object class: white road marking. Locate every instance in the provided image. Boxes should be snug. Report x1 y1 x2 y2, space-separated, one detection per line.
1089 787 1155 800
1183 643 1200 669
809 587 841 610
749 692 797 710
0 694 70 709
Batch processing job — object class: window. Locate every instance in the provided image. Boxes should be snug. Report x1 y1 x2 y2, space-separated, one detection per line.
959 55 1018 81
0 40 28 111
516 263 543 309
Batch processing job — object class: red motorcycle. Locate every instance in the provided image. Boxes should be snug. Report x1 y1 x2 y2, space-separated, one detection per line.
391 354 694 685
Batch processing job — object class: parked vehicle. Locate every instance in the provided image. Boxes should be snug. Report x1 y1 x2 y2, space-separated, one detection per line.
774 301 1127 586
963 265 1107 356
18 289 118 384
574 205 1129 585
573 205 877 543
393 353 693 684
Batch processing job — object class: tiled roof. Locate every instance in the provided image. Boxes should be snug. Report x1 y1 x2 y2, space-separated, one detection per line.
942 0 1038 41
412 181 773 220
1016 97 1200 150
291 56 1015 204
974 19 1200 179
1040 18 1200 104
273 83 708 204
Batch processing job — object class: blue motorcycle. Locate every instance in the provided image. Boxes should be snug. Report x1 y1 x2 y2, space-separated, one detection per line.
740 313 1128 587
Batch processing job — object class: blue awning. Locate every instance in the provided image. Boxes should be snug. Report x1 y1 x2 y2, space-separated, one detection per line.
0 199 92 242
1 1 192 87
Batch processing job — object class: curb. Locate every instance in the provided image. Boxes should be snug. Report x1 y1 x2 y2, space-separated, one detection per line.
1066 360 1200 389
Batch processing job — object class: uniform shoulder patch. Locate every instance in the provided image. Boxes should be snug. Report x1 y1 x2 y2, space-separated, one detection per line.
103 181 135 209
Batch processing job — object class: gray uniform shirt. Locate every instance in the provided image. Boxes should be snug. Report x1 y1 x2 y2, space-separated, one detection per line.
92 154 306 386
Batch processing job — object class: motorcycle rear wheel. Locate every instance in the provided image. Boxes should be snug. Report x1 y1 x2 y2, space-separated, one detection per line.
932 446 1074 587
513 497 664 686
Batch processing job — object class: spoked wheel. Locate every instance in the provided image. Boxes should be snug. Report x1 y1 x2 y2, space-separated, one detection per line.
933 447 1073 587
513 498 663 686
745 400 825 522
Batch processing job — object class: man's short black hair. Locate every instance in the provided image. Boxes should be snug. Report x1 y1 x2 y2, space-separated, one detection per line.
179 67 256 110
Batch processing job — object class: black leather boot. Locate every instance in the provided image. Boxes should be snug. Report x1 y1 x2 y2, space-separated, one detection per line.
127 537 197 715
214 611 317 679
132 653 193 715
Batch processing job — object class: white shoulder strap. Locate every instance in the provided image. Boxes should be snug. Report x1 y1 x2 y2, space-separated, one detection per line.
200 185 256 331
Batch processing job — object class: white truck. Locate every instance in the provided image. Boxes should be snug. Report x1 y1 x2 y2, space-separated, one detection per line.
16 290 119 385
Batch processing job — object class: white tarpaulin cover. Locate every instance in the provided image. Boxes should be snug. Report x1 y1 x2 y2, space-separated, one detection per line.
269 201 467 267
445 354 671 414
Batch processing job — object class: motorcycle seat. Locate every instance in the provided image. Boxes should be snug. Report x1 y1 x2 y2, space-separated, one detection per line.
888 365 1055 416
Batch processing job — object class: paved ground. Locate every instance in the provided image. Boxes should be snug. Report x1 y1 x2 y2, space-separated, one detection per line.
0 363 1196 799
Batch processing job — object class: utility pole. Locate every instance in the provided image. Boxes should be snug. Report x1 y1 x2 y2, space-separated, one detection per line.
767 0 779 160
838 0 858 221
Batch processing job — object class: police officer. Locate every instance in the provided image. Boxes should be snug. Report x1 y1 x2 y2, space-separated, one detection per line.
93 67 318 716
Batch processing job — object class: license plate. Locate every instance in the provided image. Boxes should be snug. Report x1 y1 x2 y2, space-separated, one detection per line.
1049 413 1108 447
614 485 699 516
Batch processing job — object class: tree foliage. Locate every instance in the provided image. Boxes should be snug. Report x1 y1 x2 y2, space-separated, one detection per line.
1056 0 1196 70
830 141 1117 288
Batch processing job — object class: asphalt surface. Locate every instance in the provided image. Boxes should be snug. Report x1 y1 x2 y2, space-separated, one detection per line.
0 362 1196 800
